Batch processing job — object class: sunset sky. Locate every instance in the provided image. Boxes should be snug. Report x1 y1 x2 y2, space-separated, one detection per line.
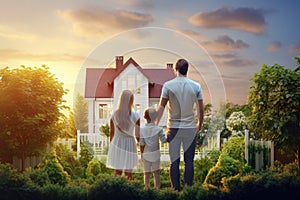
1 0 299 109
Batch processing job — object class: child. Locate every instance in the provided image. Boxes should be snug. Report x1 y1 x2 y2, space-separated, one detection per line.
140 107 167 189
106 90 140 180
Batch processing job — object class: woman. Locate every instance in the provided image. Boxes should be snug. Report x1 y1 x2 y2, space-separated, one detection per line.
106 90 140 180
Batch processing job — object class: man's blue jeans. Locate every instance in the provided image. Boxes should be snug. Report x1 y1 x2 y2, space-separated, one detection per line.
167 128 197 191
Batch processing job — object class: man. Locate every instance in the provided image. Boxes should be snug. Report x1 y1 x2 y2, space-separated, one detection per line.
156 58 204 191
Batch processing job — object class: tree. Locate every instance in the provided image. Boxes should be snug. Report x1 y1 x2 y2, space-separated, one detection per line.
0 65 67 171
58 111 77 138
247 55 300 173
100 123 110 138
73 93 88 133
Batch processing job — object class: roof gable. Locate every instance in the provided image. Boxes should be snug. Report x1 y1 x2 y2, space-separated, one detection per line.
85 56 175 98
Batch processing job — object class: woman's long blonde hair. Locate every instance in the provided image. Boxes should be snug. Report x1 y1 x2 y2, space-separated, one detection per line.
114 90 134 132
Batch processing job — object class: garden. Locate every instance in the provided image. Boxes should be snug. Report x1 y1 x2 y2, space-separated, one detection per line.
0 56 300 199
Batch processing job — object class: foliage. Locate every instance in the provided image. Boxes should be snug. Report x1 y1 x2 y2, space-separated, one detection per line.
99 123 110 138
1 159 300 199
73 93 88 133
222 165 300 199
194 150 220 184
24 167 51 187
0 65 67 169
55 143 83 179
58 111 77 138
226 111 247 133
225 102 251 119
0 162 41 199
78 142 94 177
247 58 300 155
204 136 245 187
86 159 102 178
221 136 245 162
88 175 142 200
42 154 70 186
204 155 243 187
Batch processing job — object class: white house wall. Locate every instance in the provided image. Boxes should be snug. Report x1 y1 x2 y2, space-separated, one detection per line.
87 98 95 133
114 64 149 127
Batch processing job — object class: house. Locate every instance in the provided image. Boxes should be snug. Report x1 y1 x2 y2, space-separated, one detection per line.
84 56 176 133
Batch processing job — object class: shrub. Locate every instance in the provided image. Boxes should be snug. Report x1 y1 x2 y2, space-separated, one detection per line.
0 163 42 200
86 159 101 178
43 154 70 186
24 167 50 187
204 155 243 187
88 175 142 200
55 143 84 179
221 136 245 162
194 150 220 184
222 172 300 199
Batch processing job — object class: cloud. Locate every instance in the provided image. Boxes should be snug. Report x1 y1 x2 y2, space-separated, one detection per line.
0 48 85 63
288 44 300 54
203 35 249 52
188 7 267 34
58 8 153 38
211 53 257 68
267 41 282 52
223 58 257 68
118 0 155 8
179 29 207 42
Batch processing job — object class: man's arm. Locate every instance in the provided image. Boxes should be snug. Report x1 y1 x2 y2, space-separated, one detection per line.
196 99 204 132
155 98 168 125
135 118 140 142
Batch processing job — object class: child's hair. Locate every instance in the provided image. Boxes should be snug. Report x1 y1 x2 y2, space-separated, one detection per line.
144 107 158 123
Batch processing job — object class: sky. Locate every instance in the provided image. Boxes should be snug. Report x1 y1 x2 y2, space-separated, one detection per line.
1 0 299 109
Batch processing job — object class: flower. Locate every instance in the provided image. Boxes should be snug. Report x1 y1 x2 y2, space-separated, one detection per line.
226 111 247 132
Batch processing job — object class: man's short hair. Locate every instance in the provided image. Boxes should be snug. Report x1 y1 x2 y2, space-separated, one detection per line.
175 59 188 75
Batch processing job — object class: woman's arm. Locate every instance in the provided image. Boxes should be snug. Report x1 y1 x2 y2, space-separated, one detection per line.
110 118 114 142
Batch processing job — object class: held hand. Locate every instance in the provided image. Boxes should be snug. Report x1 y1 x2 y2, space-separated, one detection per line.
197 121 202 132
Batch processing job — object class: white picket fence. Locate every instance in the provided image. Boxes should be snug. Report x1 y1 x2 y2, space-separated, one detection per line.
76 130 220 161
76 129 274 171
244 130 274 171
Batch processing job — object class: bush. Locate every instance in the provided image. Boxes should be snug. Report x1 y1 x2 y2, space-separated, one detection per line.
204 137 244 187
204 155 243 187
88 175 142 200
43 154 70 186
55 143 84 179
86 159 101 178
194 150 220 184
0 163 42 200
222 172 300 199
24 167 50 187
221 136 245 162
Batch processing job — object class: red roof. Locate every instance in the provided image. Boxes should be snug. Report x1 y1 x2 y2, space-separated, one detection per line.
85 57 175 98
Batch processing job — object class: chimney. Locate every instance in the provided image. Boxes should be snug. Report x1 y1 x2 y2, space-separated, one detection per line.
166 63 173 69
116 56 123 68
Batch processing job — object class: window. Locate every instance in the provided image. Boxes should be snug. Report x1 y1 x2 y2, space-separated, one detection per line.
99 104 109 119
135 104 141 114
128 74 135 91
136 74 142 94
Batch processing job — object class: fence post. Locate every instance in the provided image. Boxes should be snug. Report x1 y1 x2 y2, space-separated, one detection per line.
77 130 80 159
245 129 249 165
270 141 274 166
217 130 221 150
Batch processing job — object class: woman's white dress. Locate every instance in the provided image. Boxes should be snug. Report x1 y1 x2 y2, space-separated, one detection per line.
106 111 139 170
